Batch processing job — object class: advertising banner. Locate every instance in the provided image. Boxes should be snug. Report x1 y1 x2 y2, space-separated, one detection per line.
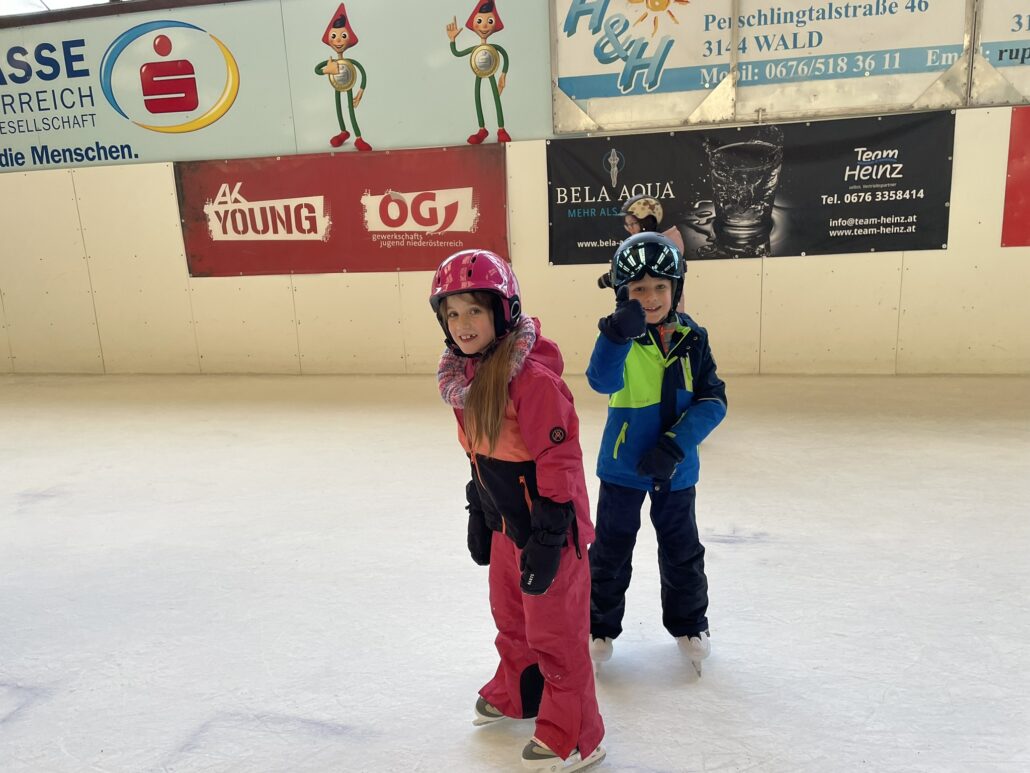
552 0 969 132
0 0 297 171
1002 106 1030 247
546 111 954 264
971 0 1030 105
0 0 553 171
176 144 507 276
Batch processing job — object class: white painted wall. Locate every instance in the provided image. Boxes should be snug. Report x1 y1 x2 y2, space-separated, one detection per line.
0 108 1028 375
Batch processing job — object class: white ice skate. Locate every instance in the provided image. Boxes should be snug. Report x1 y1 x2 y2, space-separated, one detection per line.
677 630 711 676
521 738 607 771
473 696 506 726
588 636 613 665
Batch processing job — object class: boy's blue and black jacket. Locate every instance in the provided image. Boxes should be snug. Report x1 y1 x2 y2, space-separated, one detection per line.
586 312 727 492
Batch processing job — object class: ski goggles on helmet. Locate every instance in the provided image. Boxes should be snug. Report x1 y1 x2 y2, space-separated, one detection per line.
608 232 683 290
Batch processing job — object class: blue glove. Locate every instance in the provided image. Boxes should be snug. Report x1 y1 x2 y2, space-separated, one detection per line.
636 435 685 482
598 286 646 344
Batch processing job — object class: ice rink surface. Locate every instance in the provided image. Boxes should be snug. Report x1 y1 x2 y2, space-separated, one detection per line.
1 373 1028 773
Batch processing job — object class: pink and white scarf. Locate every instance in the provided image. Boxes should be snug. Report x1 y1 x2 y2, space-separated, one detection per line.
437 316 537 408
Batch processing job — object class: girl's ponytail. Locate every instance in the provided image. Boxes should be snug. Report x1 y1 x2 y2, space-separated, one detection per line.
464 332 519 454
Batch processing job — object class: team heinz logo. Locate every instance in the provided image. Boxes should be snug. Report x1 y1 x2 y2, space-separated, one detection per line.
100 20 239 133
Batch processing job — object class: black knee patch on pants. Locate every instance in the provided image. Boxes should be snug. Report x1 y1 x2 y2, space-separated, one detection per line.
520 664 544 718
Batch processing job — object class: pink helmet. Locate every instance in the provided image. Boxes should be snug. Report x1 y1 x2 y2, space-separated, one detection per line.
429 249 522 350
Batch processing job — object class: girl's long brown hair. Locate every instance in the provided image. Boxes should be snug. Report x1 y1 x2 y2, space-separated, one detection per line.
441 292 519 454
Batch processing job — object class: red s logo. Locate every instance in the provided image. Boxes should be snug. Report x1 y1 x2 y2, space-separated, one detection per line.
140 34 199 114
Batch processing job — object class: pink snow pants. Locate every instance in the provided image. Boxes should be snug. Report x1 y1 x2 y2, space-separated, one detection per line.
479 531 605 760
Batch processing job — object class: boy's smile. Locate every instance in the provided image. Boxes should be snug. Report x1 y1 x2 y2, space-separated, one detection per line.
626 274 673 325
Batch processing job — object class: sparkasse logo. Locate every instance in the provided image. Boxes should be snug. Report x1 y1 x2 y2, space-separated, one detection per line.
99 20 239 133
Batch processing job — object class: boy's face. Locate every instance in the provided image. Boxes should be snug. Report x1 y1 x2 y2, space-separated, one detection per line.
624 215 642 234
445 293 496 356
626 274 673 325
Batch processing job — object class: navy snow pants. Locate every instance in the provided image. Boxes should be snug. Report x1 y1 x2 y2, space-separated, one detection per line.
589 481 709 640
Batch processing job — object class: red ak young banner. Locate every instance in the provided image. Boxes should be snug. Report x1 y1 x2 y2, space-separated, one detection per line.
175 145 508 276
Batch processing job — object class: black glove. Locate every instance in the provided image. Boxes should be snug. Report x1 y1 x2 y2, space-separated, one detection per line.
466 480 491 566
519 498 574 596
636 434 685 481
598 285 646 344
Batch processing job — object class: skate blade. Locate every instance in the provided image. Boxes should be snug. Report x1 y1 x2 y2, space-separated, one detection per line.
472 716 505 727
472 712 507 727
691 659 702 677
530 746 606 772
568 746 607 772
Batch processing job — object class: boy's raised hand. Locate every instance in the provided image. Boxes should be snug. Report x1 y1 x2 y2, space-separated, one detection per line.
598 285 646 344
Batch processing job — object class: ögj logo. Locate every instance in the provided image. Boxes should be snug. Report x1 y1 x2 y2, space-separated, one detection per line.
99 20 239 133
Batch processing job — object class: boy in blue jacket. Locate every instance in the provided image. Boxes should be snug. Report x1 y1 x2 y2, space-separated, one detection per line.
586 232 727 675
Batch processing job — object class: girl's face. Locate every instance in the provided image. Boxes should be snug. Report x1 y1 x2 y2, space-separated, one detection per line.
625 274 673 325
445 293 496 356
624 215 642 234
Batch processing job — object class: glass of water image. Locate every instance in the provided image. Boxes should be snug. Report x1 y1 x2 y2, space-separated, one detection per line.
704 125 784 257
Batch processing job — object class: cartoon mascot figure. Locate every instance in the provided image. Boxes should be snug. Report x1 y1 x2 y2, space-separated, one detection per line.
315 4 372 151
446 1 510 145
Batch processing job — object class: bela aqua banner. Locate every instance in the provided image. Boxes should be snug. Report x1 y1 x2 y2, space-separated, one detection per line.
546 111 955 264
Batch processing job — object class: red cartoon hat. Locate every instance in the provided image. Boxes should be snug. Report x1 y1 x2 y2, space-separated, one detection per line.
322 3 358 49
465 0 504 33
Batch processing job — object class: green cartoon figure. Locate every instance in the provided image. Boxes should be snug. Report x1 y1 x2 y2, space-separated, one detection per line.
446 1 510 144
315 4 372 151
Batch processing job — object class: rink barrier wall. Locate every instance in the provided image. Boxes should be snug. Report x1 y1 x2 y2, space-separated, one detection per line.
0 107 1029 375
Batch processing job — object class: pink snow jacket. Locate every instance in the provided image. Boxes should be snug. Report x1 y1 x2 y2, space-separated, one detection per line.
454 319 595 550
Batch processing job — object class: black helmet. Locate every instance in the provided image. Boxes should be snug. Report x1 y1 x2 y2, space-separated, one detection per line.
605 232 686 311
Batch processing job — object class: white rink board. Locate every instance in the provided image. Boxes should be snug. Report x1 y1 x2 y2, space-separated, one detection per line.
760 252 904 374
189 276 300 374
898 108 1030 373
687 259 763 376
399 271 447 375
0 169 102 373
293 273 406 375
506 139 608 371
894 106 1030 375
72 164 199 374
899 249 1030 373
0 315 11 373
518 263 616 375
0 303 11 373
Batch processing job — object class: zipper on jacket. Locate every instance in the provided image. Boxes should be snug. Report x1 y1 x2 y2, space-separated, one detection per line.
664 328 691 363
518 475 534 514
472 453 507 536
613 421 629 459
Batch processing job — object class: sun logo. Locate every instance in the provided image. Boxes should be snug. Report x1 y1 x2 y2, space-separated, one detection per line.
627 0 690 37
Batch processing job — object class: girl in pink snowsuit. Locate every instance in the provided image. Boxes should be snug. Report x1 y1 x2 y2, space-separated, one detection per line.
430 249 606 771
